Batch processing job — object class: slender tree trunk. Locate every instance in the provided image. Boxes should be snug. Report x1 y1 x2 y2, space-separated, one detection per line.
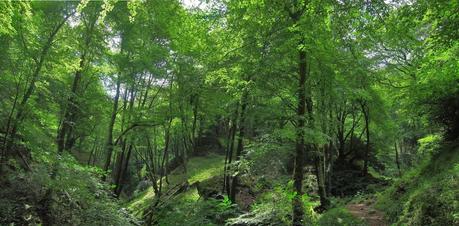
4 14 72 175
9 12 72 136
224 105 239 195
87 136 98 165
223 106 238 193
325 110 334 196
102 76 122 181
56 53 86 153
140 73 153 107
57 10 98 154
222 118 231 193
115 143 133 196
394 141 402 177
291 41 308 225
191 95 199 152
1 81 21 172
147 136 160 194
230 92 248 203
113 82 136 193
314 155 329 211
180 127 188 174
158 119 172 197
154 128 161 186
92 146 99 166
113 143 126 185
178 104 189 174
349 115 355 154
361 101 370 175
326 142 333 196
336 107 347 163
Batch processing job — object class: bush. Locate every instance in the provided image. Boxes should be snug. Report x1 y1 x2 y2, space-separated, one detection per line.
155 192 239 226
418 134 441 156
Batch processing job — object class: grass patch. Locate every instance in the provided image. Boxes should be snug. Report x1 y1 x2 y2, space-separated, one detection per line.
126 153 225 216
169 153 225 185
126 187 154 217
318 207 367 226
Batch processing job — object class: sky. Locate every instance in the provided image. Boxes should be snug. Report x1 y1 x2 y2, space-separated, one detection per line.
181 0 210 10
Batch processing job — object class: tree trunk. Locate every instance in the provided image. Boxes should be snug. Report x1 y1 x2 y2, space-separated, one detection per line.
336 106 347 163
147 136 160 194
115 143 133 196
292 46 307 226
102 76 122 181
326 142 333 196
87 136 98 165
158 119 172 197
394 141 402 177
1 82 21 172
57 10 99 154
113 142 126 185
361 101 370 175
314 156 330 211
56 53 86 154
230 92 248 203
223 105 238 194
191 95 199 152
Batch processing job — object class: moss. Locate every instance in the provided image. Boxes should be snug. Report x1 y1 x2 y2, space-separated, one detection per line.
185 153 225 184
126 187 155 217
126 154 225 216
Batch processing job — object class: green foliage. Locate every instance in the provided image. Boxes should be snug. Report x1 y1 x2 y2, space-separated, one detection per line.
0 1 16 36
1 0 458 225
317 208 366 226
227 183 318 226
156 192 239 226
0 153 135 225
376 144 459 225
239 135 293 189
418 134 442 156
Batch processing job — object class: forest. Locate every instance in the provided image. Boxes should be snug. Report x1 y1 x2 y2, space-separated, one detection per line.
0 0 458 225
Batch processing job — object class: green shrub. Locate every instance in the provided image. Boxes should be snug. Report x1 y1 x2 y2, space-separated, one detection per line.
155 192 239 226
226 183 318 226
418 134 441 156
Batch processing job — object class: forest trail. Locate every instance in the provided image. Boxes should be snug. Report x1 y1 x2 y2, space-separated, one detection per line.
346 203 388 226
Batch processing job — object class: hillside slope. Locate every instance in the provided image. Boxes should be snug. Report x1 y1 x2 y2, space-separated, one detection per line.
376 142 459 225
126 153 225 217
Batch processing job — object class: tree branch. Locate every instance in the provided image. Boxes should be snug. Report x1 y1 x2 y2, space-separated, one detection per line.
114 122 160 146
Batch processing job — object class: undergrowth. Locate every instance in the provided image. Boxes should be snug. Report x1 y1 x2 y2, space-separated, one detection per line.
0 153 136 225
376 141 459 225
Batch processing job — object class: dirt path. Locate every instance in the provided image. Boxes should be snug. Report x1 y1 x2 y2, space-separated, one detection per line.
346 203 388 226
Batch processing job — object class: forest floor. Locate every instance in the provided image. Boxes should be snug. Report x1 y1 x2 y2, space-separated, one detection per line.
346 202 388 226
